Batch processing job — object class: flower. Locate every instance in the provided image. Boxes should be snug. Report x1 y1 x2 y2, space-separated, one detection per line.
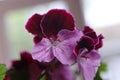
26 9 83 65
25 9 104 80
32 29 82 65
74 26 103 80
48 65 74 80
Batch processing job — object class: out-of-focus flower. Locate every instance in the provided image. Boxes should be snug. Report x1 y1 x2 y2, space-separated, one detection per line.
74 26 103 80
48 65 74 80
26 9 83 65
7 51 74 80
8 51 49 80
4 75 10 80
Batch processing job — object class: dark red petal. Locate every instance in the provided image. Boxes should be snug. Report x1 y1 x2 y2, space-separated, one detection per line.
85 31 97 39
95 34 104 49
77 36 94 51
12 51 33 69
83 26 97 38
25 14 43 35
4 75 10 80
83 26 94 34
41 9 75 37
33 35 42 44
29 62 43 80
20 51 33 63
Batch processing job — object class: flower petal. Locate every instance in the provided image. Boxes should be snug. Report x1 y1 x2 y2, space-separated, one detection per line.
87 50 101 67
25 14 43 35
41 9 75 37
33 35 43 44
57 29 83 41
53 40 76 65
83 26 94 34
76 36 94 51
32 38 54 62
49 65 74 80
95 34 104 49
77 50 101 80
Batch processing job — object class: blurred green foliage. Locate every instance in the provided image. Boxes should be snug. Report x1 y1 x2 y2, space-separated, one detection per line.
0 64 6 80
94 62 107 80
40 76 46 80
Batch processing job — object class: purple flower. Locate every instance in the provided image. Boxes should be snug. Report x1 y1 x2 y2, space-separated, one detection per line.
32 29 83 65
48 65 74 80
74 26 103 80
25 9 83 65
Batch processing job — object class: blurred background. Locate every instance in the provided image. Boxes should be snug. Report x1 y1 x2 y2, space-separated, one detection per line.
0 0 120 80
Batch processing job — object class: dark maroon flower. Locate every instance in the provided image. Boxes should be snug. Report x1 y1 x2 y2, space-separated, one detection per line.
41 9 75 37
8 51 49 80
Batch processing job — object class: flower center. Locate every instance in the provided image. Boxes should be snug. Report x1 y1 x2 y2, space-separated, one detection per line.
52 39 61 46
79 48 89 59
49 36 61 46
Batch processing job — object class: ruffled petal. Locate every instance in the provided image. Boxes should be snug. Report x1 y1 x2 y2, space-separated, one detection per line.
57 29 83 41
95 34 104 49
83 26 94 34
77 50 101 80
41 9 75 37
32 38 54 62
53 40 76 65
48 65 74 80
76 36 95 51
25 14 43 35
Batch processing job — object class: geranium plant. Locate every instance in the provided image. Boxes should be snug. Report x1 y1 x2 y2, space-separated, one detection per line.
1 9 104 80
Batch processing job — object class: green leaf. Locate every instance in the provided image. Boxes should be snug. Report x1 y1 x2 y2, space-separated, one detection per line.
0 64 6 80
40 75 46 80
98 62 107 73
94 62 107 80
